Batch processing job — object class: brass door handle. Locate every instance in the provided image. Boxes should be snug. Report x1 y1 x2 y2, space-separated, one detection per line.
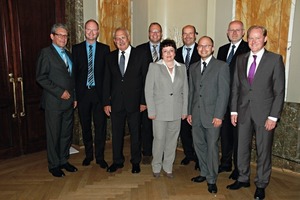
9 73 17 118
17 77 26 117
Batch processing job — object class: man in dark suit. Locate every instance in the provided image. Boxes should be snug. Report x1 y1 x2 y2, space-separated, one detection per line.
175 25 201 170
217 20 250 180
103 27 148 174
227 25 285 200
36 23 77 177
72 19 110 168
136 22 162 165
188 36 230 194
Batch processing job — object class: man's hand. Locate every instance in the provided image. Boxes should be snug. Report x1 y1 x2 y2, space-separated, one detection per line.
265 118 277 131
73 101 77 109
61 90 71 100
140 105 147 112
104 105 111 116
212 118 222 128
231 114 238 126
187 115 192 125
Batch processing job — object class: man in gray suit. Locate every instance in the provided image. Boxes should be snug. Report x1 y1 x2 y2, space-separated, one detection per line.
187 36 230 194
36 23 77 177
227 25 285 200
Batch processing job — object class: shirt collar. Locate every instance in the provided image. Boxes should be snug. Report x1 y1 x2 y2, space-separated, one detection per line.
157 59 181 66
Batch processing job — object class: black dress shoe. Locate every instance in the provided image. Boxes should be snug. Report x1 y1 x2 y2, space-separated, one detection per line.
96 160 108 169
191 176 206 183
132 164 141 173
49 167 65 177
229 169 239 180
107 163 124 173
218 165 232 173
226 180 250 190
194 162 200 171
181 157 190 165
82 158 92 166
207 183 218 193
254 187 265 199
61 162 78 172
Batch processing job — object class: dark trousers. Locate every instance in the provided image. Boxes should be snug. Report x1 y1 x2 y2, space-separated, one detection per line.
111 109 141 164
179 119 197 161
78 89 107 162
220 107 238 169
45 107 74 170
141 109 153 156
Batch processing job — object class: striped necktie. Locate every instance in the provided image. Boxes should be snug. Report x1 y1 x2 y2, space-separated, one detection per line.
87 45 94 86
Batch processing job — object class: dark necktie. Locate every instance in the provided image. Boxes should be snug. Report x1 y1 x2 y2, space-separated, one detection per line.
248 55 257 85
87 45 94 86
202 61 207 75
61 50 70 74
152 45 158 62
119 51 125 76
226 44 236 64
185 47 191 68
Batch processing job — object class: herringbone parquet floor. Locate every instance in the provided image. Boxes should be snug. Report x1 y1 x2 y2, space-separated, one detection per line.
0 136 299 200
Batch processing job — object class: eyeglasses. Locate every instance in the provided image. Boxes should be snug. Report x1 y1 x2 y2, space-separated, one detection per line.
53 33 69 39
85 28 98 33
198 45 212 49
228 29 243 33
149 30 161 34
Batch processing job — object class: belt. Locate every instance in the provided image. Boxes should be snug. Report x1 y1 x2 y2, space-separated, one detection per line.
87 85 95 89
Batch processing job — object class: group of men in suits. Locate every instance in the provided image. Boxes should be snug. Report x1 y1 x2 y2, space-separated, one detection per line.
37 20 285 200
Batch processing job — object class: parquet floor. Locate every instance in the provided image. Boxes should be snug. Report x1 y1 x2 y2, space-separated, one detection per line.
0 136 299 200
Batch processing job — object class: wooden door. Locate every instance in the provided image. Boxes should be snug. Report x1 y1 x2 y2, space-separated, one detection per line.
0 0 65 159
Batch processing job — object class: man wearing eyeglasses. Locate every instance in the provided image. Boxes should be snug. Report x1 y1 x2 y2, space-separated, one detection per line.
187 36 230 194
72 19 110 169
217 20 250 180
136 22 162 165
36 23 77 177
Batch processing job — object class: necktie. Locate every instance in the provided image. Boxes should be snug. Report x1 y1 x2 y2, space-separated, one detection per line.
226 44 236 64
185 47 191 68
202 62 207 75
61 50 70 73
119 51 125 76
248 55 257 85
152 45 158 62
87 45 94 86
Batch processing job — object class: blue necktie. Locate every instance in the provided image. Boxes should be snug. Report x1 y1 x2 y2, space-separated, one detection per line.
226 44 236 64
87 45 94 86
61 50 70 74
185 48 191 68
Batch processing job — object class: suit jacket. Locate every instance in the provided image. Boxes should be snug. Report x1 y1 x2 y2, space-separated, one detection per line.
36 45 75 110
175 43 201 65
217 40 250 86
103 46 148 113
72 41 110 103
145 60 188 121
188 56 230 128
136 42 157 64
231 50 285 125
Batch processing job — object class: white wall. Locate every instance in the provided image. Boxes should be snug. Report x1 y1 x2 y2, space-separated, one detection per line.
83 0 98 26
132 0 208 47
286 0 300 103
